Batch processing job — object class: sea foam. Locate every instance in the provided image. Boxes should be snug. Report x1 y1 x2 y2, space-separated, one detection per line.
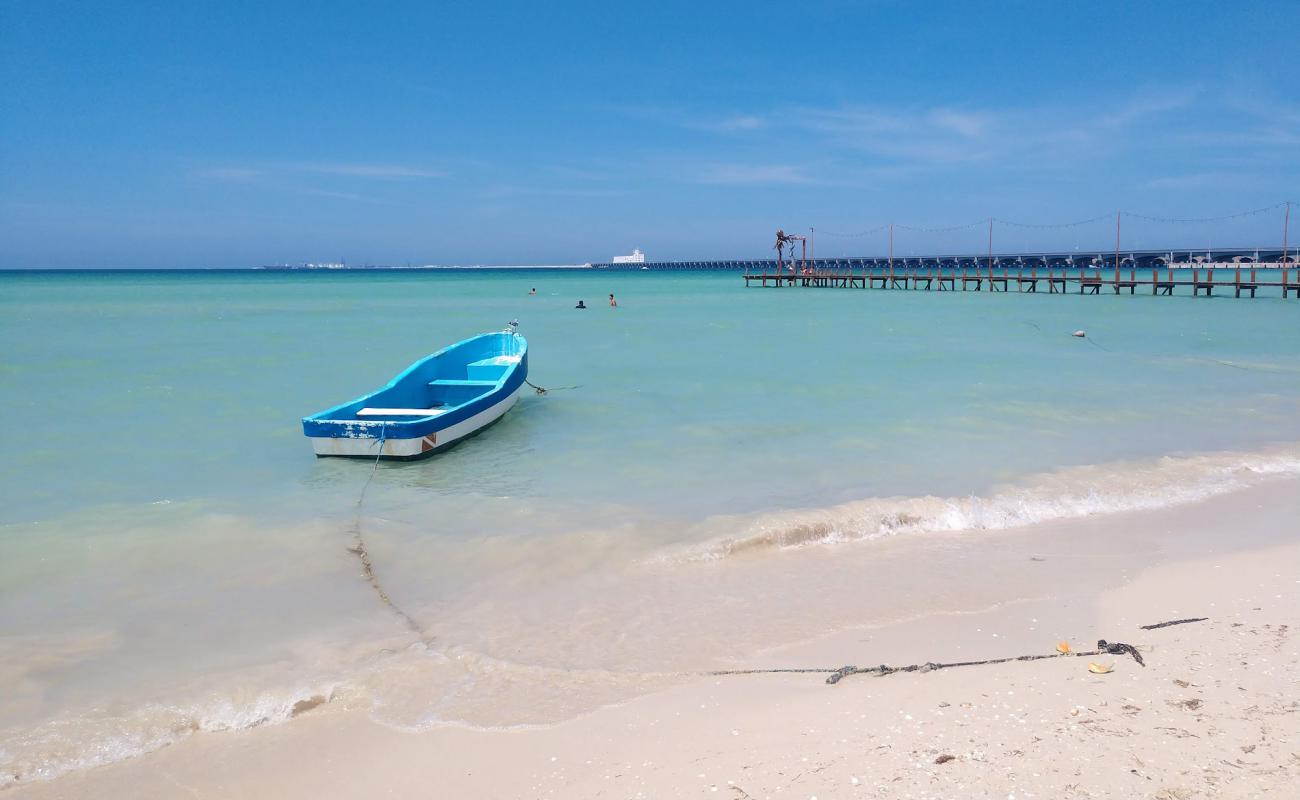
0 683 339 788
677 445 1300 560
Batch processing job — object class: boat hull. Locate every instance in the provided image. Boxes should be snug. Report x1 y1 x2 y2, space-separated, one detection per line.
302 330 528 460
308 383 524 459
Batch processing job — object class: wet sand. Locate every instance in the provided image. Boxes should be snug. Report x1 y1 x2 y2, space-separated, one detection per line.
8 479 1299 799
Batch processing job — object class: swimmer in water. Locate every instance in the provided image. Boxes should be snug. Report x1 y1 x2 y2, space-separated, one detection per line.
528 288 536 295
575 300 587 309
609 293 617 307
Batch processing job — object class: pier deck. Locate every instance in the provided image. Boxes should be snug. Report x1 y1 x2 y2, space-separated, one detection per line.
742 266 1298 299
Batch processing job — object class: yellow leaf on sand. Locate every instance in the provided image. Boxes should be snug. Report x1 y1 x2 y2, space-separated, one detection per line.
1088 662 1114 675
1056 641 1072 654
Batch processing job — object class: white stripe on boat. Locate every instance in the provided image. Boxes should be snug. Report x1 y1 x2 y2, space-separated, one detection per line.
356 407 447 417
309 384 523 458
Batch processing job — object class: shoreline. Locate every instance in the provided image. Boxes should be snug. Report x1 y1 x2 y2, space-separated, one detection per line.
6 445 1299 786
7 477 1298 798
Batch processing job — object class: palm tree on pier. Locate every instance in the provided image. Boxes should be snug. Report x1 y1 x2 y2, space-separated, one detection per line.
774 228 804 273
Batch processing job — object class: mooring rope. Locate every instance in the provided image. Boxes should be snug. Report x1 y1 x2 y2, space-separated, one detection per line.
343 376 575 637
1023 320 1280 371
819 639 1143 685
525 378 582 395
1078 331 1285 372
708 618 1206 685
1140 616 1208 630
347 425 428 640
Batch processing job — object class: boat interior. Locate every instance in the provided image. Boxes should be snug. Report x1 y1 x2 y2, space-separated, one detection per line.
306 332 526 425
356 355 522 419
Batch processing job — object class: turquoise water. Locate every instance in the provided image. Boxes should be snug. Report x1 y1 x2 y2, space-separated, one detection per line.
5 269 1299 521
2 268 1300 783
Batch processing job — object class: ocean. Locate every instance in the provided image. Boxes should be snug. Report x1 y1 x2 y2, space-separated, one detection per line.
3 268 1299 784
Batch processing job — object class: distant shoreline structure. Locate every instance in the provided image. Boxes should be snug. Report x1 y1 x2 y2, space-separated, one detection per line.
612 249 646 264
253 263 594 271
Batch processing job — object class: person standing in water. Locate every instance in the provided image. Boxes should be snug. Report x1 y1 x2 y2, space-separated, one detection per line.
575 300 587 309
609 293 617 307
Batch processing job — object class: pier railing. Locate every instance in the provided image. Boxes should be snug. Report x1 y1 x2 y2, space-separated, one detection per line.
740 264 1299 299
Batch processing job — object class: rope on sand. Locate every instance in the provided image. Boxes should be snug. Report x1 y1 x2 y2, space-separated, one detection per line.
709 618 1209 685
1140 616 1208 630
342 374 575 637
347 425 428 640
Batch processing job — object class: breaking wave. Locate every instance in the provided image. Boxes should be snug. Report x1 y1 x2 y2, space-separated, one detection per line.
7 443 1300 789
0 683 339 789
679 445 1300 560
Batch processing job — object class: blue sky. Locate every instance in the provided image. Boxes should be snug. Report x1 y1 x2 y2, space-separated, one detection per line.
2 1 1297 267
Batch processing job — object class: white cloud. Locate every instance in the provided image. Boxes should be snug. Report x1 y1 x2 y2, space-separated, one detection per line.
293 163 447 179
295 188 391 204
478 184 624 199
1138 171 1254 191
703 114 764 132
928 108 991 138
696 163 814 185
195 162 446 183
779 89 1218 170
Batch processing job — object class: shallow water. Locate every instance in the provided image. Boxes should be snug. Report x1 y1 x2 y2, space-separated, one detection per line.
2 268 1299 784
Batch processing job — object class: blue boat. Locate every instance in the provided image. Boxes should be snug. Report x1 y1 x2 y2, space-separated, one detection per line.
303 325 528 459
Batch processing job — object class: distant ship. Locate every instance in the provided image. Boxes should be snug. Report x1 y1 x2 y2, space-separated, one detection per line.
612 249 646 264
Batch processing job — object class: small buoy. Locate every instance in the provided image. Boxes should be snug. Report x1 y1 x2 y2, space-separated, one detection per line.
1072 330 1086 338
1056 641 1073 654
1087 662 1114 674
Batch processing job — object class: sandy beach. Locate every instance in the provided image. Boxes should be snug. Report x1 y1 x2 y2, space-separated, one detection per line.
7 2 1300 795
10 477 1297 799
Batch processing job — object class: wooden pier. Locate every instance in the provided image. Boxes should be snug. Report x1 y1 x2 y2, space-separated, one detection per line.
744 265 1299 299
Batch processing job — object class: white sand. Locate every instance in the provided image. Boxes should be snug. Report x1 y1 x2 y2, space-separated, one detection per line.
9 481 1299 799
